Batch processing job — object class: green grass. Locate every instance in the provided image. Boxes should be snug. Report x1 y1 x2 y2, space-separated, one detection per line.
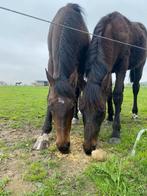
0 178 11 196
85 155 147 195
26 178 59 196
0 85 147 195
0 86 48 129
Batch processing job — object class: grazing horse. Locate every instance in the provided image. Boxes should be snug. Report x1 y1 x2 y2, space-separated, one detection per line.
79 12 147 155
33 3 89 153
15 82 22 86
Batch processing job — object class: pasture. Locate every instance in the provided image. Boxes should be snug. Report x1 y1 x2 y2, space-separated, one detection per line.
0 86 147 195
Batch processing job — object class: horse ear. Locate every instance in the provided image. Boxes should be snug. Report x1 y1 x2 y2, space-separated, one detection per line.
45 69 54 86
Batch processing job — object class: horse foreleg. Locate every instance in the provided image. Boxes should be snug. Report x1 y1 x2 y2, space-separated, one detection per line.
132 82 140 119
72 86 80 125
33 106 52 150
107 79 114 122
107 94 114 122
109 72 126 144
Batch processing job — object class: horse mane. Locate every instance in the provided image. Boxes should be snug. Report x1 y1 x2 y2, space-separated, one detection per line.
83 14 111 109
82 82 105 111
57 4 86 79
85 14 110 80
51 3 87 100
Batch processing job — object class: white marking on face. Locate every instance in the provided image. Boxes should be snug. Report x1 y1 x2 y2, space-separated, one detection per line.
33 134 49 150
58 97 65 104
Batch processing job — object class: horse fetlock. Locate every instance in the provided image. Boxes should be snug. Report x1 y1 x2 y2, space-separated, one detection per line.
132 113 138 119
109 137 121 144
33 133 49 150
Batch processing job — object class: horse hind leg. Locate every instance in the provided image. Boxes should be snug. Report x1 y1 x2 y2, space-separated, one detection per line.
130 65 144 119
33 106 52 150
107 78 114 122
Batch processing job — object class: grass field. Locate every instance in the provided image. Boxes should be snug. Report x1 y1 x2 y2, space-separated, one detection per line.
0 86 147 195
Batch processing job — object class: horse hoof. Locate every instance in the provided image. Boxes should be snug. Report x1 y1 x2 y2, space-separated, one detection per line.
132 113 138 119
109 137 121 144
72 118 79 125
33 133 49 150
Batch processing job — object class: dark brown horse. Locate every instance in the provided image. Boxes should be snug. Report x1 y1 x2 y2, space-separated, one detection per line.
34 3 89 153
79 12 147 155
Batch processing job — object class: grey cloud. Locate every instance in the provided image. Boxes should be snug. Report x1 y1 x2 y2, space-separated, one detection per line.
0 0 147 84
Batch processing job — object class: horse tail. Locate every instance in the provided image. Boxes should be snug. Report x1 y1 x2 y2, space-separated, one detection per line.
66 3 83 14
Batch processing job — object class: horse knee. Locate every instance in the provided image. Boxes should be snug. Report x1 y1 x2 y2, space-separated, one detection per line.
132 83 140 95
113 92 123 105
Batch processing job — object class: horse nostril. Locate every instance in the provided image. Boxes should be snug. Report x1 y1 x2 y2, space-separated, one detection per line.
83 145 92 155
84 148 92 155
91 145 96 150
57 143 70 154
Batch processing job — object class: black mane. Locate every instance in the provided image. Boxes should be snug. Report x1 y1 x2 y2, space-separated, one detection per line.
85 14 109 79
58 4 86 79
48 3 89 100
82 82 105 111
83 14 110 109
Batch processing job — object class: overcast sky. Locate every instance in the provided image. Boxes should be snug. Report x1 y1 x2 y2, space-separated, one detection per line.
0 0 147 84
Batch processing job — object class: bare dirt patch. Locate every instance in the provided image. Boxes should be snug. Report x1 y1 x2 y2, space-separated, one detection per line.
54 135 91 177
0 123 94 195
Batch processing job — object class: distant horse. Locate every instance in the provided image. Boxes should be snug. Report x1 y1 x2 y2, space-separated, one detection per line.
15 82 22 86
79 12 147 155
34 4 89 153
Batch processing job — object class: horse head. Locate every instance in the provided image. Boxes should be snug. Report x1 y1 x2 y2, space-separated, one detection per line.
46 69 77 153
